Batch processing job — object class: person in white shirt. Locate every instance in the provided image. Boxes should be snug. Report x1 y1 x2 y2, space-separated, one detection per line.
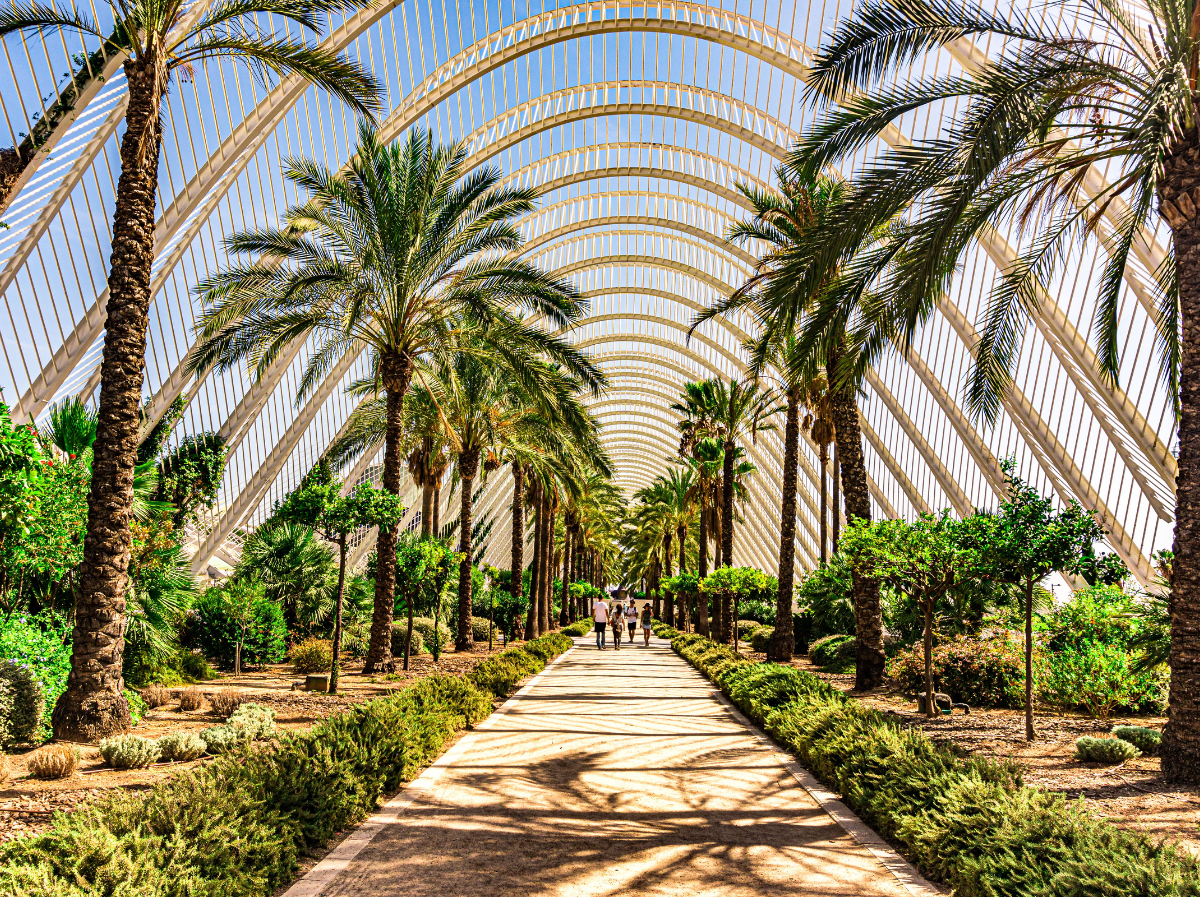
626 601 638 643
593 595 610 649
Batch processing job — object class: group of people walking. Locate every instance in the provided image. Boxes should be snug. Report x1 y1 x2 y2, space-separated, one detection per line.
591 590 653 649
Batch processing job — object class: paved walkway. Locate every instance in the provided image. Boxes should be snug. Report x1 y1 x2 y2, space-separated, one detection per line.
307 636 922 897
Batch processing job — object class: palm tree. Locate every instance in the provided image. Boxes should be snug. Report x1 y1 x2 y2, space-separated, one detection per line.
0 0 381 742
672 381 726 568
713 379 780 568
786 0 1200 740
190 124 596 673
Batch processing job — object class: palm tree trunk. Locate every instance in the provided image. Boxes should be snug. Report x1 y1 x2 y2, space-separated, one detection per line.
540 498 554 634
819 445 829 565
769 386 800 661
421 482 434 537
560 527 571 626
509 463 524 609
330 534 347 695
362 353 411 675
664 530 675 627
677 525 687 574
432 483 441 538
52 59 165 741
828 351 885 691
832 444 841 552
721 438 735 566
698 499 709 578
1024 576 1035 740
524 482 541 640
456 450 480 651
1159 135 1200 781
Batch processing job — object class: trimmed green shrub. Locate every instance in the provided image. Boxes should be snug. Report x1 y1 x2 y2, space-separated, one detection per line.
190 588 287 669
1075 736 1140 764
1112 725 1161 754
0 659 43 747
887 636 1023 708
289 638 333 674
99 735 161 769
669 630 1200 896
390 623 425 657
410 617 451 653
470 617 495 642
1040 641 1167 717
156 731 206 762
735 619 762 640
749 626 774 653
0 633 572 897
808 634 856 671
0 611 69 733
467 644 550 698
562 619 592 637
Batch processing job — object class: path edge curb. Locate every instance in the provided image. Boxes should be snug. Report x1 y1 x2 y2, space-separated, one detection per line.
280 643 578 897
699 660 943 897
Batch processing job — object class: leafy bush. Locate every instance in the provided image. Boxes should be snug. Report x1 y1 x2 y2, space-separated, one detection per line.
561 619 592 637
670 630 1200 896
735 619 762 640
27 744 78 779
736 598 776 626
208 691 246 718
1075 736 1140 764
794 554 856 638
156 731 206 762
199 724 243 755
467 645 547 697
1112 725 1161 754
126 688 147 726
1045 585 1140 652
410 617 451 654
887 636 1024 708
1039 641 1167 717
99 735 160 769
289 638 333 674
0 659 44 747
178 689 203 712
390 623 425 657
808 634 856 670
0 611 69 731
227 703 276 740
470 617 495 643
0 633 573 897
189 586 287 669
749 626 774 653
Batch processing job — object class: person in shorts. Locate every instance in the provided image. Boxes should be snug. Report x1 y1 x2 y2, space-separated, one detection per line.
640 603 653 646
626 601 638 642
593 595 609 649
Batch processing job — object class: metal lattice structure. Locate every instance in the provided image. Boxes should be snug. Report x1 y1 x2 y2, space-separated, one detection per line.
0 0 1177 583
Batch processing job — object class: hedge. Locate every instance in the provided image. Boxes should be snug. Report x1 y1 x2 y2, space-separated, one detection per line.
663 627 1200 897
0 632 574 897
561 620 593 637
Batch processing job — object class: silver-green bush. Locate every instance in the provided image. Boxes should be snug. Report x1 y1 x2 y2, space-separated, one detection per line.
0 659 44 747
99 735 161 769
1074 735 1140 764
1111 725 1161 754
156 731 207 762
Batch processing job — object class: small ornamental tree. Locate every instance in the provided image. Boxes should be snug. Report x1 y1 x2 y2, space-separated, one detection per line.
664 572 700 632
982 462 1106 740
700 567 777 650
395 535 457 669
841 513 988 715
278 475 404 693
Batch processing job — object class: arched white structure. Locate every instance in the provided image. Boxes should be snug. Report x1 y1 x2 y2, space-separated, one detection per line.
0 0 1176 586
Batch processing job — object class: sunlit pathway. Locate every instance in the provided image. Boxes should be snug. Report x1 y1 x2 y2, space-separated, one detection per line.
307 636 923 897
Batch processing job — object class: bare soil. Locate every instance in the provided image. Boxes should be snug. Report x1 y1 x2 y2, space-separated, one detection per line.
766 653 1200 854
0 644 499 844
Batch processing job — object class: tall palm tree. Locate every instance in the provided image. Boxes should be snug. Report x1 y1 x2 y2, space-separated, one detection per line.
672 381 726 569
1 0 381 742
712 379 780 568
190 124 596 673
786 0 1197 732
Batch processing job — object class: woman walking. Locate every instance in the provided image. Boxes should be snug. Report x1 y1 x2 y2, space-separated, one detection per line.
641 603 653 647
612 603 623 649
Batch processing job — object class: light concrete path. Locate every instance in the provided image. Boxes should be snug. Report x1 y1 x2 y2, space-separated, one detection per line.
318 636 918 897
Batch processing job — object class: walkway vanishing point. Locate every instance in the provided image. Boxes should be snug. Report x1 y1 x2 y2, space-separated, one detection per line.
285 636 937 897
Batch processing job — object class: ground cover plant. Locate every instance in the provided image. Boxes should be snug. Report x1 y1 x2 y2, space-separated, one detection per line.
663 626 1200 896
0 632 572 896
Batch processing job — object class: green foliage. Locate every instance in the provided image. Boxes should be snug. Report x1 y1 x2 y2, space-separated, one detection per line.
410 617 452 656
700 566 778 601
1044 585 1140 652
0 611 68 732
888 637 1024 708
0 659 44 747
236 522 336 632
1074 736 1140 764
795 554 856 637
99 735 160 769
561 619 592 637
0 634 572 897
289 638 333 674
0 404 42 547
390 624 424 657
662 572 700 596
190 582 287 669
227 703 276 740
156 731 206 762
735 619 762 640
1039 641 1167 718
749 626 774 653
126 688 146 726
198 724 244 755
469 616 494 643
1112 725 1161 754
670 631 1200 896
736 598 777 625
153 433 227 527
808 634 856 671
465 636 566 698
